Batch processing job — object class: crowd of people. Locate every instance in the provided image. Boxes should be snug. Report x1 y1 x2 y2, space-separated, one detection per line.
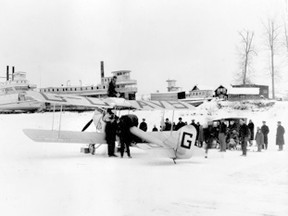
144 117 285 157
97 110 285 158
104 78 285 158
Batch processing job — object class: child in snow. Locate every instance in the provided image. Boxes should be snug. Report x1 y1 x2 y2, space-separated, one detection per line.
255 127 264 152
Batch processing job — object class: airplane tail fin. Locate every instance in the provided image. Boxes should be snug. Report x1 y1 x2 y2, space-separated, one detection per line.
164 125 205 159
130 125 205 160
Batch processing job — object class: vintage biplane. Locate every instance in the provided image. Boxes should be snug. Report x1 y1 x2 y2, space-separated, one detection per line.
23 91 205 163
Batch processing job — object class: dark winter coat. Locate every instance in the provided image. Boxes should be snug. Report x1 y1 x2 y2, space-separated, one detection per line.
261 125 269 136
218 122 227 134
276 125 285 145
107 80 117 97
118 114 139 143
175 121 186 131
239 123 249 139
248 122 255 140
105 120 118 142
139 122 148 132
198 125 204 142
204 125 215 148
164 122 172 131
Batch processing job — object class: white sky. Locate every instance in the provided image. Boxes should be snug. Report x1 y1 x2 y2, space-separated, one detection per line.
0 0 287 96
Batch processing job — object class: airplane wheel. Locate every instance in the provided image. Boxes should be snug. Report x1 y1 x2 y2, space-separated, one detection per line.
89 144 96 155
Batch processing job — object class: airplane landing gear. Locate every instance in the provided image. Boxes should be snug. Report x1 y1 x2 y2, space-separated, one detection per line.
172 158 177 164
89 144 96 155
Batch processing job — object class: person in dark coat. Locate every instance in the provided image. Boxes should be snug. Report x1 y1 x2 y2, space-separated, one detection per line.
190 119 197 128
239 119 249 156
139 118 148 132
248 120 255 146
197 123 204 147
190 120 198 136
276 121 285 151
107 76 118 97
255 127 264 152
218 119 227 152
204 122 215 158
163 118 172 131
175 117 186 131
261 121 269 150
103 109 118 157
118 114 139 158
195 122 200 144
152 125 158 132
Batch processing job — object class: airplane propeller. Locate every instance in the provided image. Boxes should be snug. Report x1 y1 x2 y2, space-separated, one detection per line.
81 119 93 132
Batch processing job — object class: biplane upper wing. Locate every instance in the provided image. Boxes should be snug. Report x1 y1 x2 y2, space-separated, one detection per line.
25 91 135 109
26 91 198 110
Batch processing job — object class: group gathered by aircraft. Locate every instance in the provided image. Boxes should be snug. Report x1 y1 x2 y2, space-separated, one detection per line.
23 91 205 163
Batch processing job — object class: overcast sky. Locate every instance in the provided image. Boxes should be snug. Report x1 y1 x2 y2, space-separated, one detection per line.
0 0 287 96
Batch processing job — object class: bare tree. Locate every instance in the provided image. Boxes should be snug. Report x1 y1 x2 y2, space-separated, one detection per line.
237 30 256 85
263 19 281 99
284 23 288 52
284 0 288 53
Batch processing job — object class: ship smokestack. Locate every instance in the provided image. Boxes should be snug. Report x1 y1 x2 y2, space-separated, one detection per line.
101 61 104 78
12 66 15 81
6 65 9 81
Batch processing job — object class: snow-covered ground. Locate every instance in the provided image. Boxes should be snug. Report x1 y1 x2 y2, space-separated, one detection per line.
0 101 288 216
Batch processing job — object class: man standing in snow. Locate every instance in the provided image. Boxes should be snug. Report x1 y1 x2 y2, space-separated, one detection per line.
261 121 269 150
175 117 186 131
163 118 172 131
103 109 118 157
276 121 285 151
118 114 139 158
197 123 204 147
248 120 254 146
204 121 215 158
218 119 227 152
239 119 249 156
190 119 197 129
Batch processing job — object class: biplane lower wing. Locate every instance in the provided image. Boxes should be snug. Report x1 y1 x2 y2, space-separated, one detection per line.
23 129 106 144
22 128 168 147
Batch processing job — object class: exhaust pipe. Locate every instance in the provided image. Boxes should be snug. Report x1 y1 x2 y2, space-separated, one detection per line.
12 66 15 81
6 65 9 81
101 61 104 78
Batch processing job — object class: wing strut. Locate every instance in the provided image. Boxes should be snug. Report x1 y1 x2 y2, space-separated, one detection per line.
58 105 63 138
171 109 175 133
52 104 56 130
172 158 177 164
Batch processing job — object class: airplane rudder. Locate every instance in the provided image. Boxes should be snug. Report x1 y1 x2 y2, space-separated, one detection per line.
175 125 197 159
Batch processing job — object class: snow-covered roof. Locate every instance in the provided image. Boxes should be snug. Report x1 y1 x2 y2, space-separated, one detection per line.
228 87 259 95
190 84 218 91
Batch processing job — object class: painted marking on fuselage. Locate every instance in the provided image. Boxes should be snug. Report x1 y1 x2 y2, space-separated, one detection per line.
180 132 193 149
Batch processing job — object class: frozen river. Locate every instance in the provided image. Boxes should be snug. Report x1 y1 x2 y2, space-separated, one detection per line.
0 111 287 216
